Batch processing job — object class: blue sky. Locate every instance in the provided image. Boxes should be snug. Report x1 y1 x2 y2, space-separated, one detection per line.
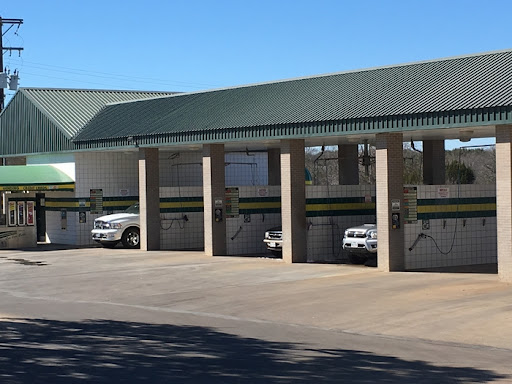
1 0 509 148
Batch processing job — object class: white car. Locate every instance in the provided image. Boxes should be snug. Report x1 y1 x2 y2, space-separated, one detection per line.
342 224 377 265
91 203 140 248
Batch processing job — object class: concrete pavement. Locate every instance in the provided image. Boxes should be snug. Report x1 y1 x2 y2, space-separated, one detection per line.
0 245 510 350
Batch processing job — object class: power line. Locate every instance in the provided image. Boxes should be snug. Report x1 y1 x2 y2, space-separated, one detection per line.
6 58 221 89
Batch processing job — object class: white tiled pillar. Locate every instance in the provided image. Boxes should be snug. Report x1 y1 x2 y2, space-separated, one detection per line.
423 140 445 185
139 147 160 250
203 144 227 256
281 139 307 263
496 125 512 283
338 144 359 185
376 133 405 271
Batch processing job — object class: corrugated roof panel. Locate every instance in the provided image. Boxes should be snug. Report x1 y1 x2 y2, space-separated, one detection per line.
0 89 177 155
23 88 177 138
74 50 512 144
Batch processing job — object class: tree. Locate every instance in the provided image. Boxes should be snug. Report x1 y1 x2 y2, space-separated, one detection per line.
446 160 475 184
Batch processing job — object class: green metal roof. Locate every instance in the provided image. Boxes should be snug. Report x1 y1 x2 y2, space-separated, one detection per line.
0 165 74 191
74 50 512 149
0 88 177 155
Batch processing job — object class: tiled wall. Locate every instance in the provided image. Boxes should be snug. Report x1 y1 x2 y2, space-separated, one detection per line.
24 152 498 269
159 187 204 250
45 191 80 244
75 151 139 244
306 185 376 263
405 184 497 269
225 152 268 186
160 151 203 187
226 186 281 255
160 151 269 187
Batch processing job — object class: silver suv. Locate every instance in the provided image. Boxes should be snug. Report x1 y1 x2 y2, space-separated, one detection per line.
342 224 377 265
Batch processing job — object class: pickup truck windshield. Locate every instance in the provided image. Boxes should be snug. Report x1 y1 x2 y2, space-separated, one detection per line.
125 203 140 214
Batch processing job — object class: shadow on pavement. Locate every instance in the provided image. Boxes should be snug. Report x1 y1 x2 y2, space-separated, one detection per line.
0 318 507 383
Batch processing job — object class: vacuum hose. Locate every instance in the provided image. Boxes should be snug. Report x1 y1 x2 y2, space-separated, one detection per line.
409 233 427 252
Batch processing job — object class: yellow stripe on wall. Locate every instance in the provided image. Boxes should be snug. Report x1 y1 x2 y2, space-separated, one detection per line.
418 203 496 213
306 202 375 212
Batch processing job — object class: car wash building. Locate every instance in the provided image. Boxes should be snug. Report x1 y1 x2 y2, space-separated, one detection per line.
1 50 512 283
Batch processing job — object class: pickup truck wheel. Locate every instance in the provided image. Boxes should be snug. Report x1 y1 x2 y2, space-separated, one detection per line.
348 253 368 265
122 227 140 249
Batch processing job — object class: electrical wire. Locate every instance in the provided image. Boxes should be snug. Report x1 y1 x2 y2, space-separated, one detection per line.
6 58 221 89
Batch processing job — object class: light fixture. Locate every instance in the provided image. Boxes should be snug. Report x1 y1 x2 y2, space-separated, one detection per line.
459 130 473 143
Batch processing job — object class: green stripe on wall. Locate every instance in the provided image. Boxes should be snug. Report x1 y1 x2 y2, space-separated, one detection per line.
13 195 499 219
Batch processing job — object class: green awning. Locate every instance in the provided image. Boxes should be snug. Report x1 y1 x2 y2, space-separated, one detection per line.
0 165 74 191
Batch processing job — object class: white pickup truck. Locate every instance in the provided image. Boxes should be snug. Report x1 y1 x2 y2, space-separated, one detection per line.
91 203 140 248
263 226 282 256
342 224 377 265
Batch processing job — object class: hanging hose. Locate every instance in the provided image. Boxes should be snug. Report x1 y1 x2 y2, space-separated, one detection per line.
409 233 427 251
231 226 243 240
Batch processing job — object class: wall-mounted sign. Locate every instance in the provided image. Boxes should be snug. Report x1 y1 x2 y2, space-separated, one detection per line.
404 187 418 224
27 201 35 226
90 189 103 214
391 199 400 211
8 201 16 226
258 188 269 197
225 187 239 218
437 187 450 198
17 201 25 226
61 209 67 230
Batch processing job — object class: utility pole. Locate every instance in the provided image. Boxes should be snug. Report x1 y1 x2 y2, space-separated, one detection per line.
0 17 24 112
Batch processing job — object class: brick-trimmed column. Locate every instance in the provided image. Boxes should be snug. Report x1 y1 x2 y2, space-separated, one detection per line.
281 139 307 263
496 125 512 283
376 133 404 271
139 147 160 251
423 140 445 185
267 148 281 185
338 144 359 185
203 144 227 256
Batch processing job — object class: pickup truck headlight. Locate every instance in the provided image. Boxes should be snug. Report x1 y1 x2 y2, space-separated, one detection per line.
264 231 270 239
369 231 377 239
108 223 123 229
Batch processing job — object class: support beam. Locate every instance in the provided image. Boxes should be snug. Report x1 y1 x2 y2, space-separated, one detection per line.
423 140 445 185
138 148 160 250
376 133 405 271
496 125 512 283
280 139 307 263
338 144 359 185
203 144 227 256
267 148 281 185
